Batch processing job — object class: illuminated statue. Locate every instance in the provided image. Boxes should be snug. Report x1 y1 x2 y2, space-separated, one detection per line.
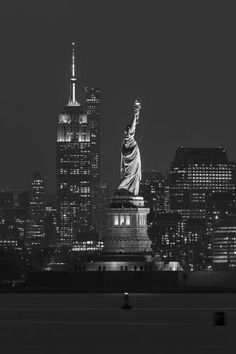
116 100 142 196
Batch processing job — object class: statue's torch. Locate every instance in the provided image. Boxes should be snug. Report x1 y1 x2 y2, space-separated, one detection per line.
134 100 141 125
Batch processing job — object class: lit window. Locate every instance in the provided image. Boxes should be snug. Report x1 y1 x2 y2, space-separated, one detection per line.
114 215 119 225
126 215 131 225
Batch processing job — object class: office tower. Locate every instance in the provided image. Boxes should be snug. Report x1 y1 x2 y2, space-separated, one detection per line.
184 218 208 270
139 171 167 253
0 188 28 250
26 172 46 248
95 182 109 238
164 185 171 212
206 191 236 219
72 235 104 253
0 189 19 250
168 147 236 218
151 212 184 261
85 87 101 230
140 171 165 213
0 191 14 211
212 216 236 270
167 147 236 270
45 194 57 247
45 212 57 247
56 43 100 247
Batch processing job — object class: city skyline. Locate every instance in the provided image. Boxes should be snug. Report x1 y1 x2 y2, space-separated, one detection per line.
1 4 236 352
0 2 236 192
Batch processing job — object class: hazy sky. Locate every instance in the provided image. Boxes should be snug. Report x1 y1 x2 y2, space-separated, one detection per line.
0 1 236 192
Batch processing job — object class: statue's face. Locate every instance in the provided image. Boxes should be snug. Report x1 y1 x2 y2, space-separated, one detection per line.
124 130 134 139
125 127 131 138
125 124 133 138
124 129 130 137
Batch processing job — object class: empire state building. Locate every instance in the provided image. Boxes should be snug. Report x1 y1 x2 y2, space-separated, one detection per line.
56 43 100 246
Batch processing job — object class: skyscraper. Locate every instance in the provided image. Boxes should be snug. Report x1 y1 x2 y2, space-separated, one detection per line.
167 147 236 269
150 212 184 262
85 87 101 182
26 172 46 248
85 87 101 229
45 194 57 247
212 216 236 270
139 171 165 214
168 148 236 217
139 171 167 254
96 182 109 238
56 43 100 247
0 188 28 250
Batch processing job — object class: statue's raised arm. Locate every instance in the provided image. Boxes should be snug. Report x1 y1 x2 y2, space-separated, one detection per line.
116 100 142 196
129 100 141 135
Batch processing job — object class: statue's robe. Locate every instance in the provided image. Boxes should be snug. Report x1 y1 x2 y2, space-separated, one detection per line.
116 134 141 196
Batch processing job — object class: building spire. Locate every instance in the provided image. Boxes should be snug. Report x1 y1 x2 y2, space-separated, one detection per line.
67 42 80 106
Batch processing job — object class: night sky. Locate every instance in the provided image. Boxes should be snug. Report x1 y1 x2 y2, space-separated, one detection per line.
0 1 236 192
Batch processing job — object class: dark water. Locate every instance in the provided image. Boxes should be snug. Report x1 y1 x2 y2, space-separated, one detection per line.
0 294 235 354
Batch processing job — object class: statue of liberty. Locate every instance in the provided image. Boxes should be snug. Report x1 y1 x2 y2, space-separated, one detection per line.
116 100 142 196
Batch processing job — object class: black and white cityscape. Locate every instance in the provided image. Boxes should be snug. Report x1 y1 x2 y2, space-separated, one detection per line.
1 40 236 276
2 2 236 353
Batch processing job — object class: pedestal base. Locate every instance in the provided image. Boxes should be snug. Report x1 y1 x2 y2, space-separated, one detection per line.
103 196 152 253
77 253 154 271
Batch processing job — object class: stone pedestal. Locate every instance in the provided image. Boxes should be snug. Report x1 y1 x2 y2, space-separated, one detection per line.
103 196 152 253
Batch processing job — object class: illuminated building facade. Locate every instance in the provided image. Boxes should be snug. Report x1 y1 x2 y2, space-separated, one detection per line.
168 148 236 218
85 88 101 230
184 218 208 270
212 217 236 270
26 172 46 248
140 171 169 255
96 182 109 238
72 240 104 253
45 194 57 247
56 44 101 246
140 171 165 213
168 147 236 270
151 212 184 262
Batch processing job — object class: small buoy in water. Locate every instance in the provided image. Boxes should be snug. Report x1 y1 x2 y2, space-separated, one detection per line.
121 292 132 310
